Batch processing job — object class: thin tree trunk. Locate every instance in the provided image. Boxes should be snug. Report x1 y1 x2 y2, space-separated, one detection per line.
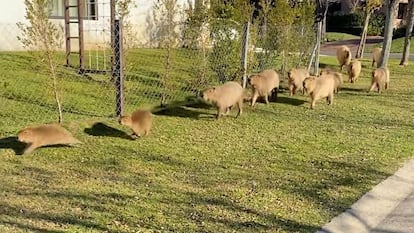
314 21 322 75
400 0 414 65
356 10 372 58
47 51 63 124
321 14 327 43
380 0 400 68
44 38 63 123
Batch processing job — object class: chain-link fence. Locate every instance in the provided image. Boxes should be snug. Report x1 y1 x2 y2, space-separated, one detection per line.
0 0 315 135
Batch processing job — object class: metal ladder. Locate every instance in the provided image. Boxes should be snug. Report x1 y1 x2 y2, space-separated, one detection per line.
64 0 84 73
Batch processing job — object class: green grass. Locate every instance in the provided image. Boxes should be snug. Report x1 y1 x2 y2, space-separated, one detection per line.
1 50 414 233
326 32 359 42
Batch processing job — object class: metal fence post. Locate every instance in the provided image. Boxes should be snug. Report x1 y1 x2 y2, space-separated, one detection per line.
241 21 250 88
113 19 124 117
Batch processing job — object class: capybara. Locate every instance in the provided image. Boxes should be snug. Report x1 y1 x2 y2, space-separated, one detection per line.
17 123 82 154
320 69 343 94
202 81 244 119
336 45 352 71
288 68 309 96
369 67 390 93
303 76 335 109
347 59 362 83
372 47 382 68
119 109 153 138
249 69 280 106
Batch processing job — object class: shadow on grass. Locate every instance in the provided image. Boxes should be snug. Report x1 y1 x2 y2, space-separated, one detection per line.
276 96 307 106
1 220 64 233
0 203 109 232
153 106 209 119
152 98 214 119
340 87 369 93
172 191 320 233
0 136 26 155
84 122 133 140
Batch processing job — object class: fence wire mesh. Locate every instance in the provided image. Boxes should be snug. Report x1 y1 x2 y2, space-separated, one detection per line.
0 0 315 136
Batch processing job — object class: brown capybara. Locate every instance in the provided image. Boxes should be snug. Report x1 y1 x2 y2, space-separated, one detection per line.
320 69 343 94
336 45 352 71
372 47 382 68
369 67 390 93
249 69 280 106
347 59 362 83
17 123 82 154
119 109 153 138
202 81 244 119
303 76 335 109
288 68 309 96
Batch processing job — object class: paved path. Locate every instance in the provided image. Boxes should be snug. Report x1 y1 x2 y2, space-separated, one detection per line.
316 158 414 233
320 36 414 60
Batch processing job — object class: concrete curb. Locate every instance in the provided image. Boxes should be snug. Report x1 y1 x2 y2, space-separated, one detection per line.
316 158 414 233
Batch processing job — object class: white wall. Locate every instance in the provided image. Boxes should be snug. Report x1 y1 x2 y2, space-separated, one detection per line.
0 0 193 51
0 0 27 50
129 0 192 47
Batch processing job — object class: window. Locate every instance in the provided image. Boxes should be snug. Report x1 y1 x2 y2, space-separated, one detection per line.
49 0 97 20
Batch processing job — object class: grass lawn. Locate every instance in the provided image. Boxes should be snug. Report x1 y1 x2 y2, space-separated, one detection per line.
325 32 359 42
1 50 414 233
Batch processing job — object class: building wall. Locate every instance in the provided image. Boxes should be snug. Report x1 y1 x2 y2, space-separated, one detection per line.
0 0 193 51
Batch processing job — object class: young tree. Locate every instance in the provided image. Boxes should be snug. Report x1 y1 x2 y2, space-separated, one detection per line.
17 0 64 123
400 0 414 65
379 0 400 68
309 0 328 75
355 0 382 59
152 0 181 106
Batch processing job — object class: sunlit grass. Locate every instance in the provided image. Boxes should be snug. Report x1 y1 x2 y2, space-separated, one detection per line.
0 51 413 232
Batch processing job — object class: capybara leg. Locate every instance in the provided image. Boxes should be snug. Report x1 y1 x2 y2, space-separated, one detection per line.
216 106 226 119
377 84 381 94
236 99 243 118
251 92 259 107
215 107 221 120
310 100 316 109
385 82 389 90
289 85 294 96
271 88 278 101
368 83 376 93
23 143 37 155
223 107 231 116
328 93 334 105
264 93 269 104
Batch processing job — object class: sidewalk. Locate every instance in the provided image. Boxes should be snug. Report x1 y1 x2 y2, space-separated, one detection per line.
316 158 414 233
319 36 414 60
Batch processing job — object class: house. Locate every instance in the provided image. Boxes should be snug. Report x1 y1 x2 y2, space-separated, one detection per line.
0 0 192 51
